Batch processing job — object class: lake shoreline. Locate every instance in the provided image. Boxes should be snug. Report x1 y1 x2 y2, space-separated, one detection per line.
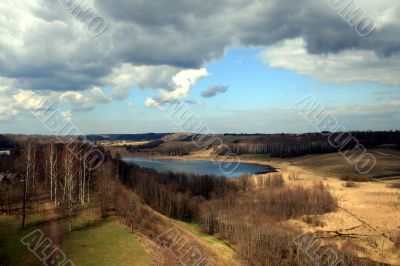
121 155 276 178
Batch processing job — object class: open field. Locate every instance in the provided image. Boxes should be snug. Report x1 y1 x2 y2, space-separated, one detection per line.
100 141 151 147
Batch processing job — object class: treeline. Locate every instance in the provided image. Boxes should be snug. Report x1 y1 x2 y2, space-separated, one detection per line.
118 160 232 220
85 133 170 142
127 140 190 156
214 131 400 157
351 131 400 147
140 148 190 157
0 135 18 149
214 134 336 157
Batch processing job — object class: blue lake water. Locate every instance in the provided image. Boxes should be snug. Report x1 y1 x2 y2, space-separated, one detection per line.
122 157 275 178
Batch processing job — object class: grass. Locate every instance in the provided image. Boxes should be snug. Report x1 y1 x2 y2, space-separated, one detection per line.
62 218 153 266
177 220 240 266
0 214 47 266
287 149 400 180
239 154 272 161
1 205 153 266
343 181 360 188
388 183 400 189
340 174 370 182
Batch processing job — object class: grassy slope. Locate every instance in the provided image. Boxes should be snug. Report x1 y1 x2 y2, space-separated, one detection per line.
0 207 154 266
240 148 400 181
0 198 240 266
175 220 242 266
240 151 400 265
0 214 48 266
62 218 153 266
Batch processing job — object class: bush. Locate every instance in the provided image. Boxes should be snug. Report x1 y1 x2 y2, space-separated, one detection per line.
388 183 400 189
341 175 370 182
239 224 301 266
343 181 360 188
256 182 338 218
237 172 285 190
394 232 400 250
260 173 285 188
302 215 325 227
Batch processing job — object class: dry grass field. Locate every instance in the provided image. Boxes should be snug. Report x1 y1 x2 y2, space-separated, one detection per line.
156 148 400 265
241 152 400 265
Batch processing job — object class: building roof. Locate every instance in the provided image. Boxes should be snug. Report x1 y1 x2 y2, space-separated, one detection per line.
0 150 11 156
0 173 20 183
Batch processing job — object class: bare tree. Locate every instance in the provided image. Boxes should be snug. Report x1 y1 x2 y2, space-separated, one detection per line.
98 161 115 218
63 149 76 232
46 142 60 205
87 170 91 203
0 182 10 214
78 159 87 206
21 141 36 228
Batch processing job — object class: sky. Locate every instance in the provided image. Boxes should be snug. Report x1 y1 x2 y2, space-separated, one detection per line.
0 0 400 134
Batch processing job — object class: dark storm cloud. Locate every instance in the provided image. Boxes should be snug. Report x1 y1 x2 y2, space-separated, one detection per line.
0 0 399 93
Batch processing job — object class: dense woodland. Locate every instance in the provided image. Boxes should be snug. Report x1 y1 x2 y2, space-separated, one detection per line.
119 131 400 158
127 140 191 156
214 131 400 157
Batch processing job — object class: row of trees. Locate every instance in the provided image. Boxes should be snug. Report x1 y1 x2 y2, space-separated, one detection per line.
214 134 336 157
214 131 400 157
118 160 234 220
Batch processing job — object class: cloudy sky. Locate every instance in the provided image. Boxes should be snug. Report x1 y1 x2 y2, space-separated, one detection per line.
0 0 399 134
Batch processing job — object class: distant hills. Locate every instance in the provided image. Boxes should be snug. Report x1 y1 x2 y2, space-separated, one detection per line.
85 133 171 142
0 133 172 146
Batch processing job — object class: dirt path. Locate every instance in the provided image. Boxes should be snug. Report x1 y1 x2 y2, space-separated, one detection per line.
43 202 64 247
41 201 68 266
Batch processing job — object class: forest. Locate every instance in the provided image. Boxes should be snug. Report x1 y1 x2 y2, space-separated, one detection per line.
213 131 400 157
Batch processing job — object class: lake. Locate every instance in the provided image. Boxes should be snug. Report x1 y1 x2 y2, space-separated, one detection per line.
122 157 276 178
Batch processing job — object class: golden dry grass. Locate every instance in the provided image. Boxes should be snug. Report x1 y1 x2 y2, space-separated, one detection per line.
167 149 400 265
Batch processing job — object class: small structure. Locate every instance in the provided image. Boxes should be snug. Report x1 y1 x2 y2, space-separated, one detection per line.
0 173 7 183
0 150 10 156
0 173 21 185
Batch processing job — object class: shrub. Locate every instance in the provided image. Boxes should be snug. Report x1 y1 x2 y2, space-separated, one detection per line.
288 171 300 181
302 215 325 227
388 183 400 189
394 232 400 250
256 182 338 218
341 175 370 182
237 173 285 190
260 173 285 188
237 174 252 191
343 181 360 188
